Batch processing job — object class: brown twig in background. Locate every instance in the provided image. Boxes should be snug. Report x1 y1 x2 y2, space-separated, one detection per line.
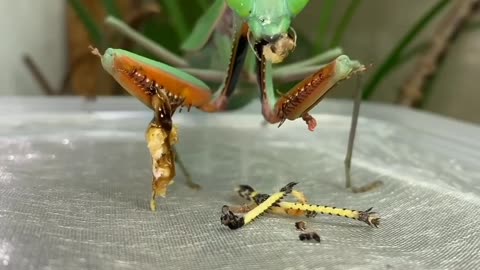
25 0 161 98
23 53 93 96
59 69 73 95
22 55 56 95
397 0 480 107
126 3 161 30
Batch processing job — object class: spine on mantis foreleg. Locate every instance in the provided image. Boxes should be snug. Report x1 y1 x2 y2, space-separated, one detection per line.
199 22 251 112
221 182 297 230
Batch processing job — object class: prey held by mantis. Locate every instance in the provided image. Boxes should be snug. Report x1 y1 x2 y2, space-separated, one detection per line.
91 0 382 212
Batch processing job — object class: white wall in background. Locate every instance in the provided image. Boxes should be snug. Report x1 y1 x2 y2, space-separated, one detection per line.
0 0 66 95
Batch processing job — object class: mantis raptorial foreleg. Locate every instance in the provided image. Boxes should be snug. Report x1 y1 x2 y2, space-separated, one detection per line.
273 47 343 76
255 44 366 132
104 15 344 85
199 23 250 112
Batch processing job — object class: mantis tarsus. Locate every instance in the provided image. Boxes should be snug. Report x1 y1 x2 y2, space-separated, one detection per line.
92 0 382 210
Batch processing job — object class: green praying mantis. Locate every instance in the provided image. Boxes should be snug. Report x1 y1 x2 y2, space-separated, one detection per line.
91 0 381 210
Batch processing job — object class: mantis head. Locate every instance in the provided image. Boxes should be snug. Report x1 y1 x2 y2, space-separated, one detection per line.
226 0 309 64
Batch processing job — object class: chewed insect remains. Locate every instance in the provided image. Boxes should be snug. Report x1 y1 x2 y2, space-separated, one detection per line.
221 182 380 242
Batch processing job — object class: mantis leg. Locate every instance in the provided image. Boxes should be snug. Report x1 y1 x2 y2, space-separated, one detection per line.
273 47 343 82
172 146 201 190
199 23 250 112
255 44 366 131
344 77 384 192
344 77 361 190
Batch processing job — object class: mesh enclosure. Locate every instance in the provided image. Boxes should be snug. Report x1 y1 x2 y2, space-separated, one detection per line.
0 98 479 270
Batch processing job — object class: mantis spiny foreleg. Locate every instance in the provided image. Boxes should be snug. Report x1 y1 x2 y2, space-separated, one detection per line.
200 22 250 112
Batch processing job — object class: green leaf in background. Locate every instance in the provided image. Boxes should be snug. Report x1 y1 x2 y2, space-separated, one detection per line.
314 0 337 53
329 0 363 48
156 0 190 40
101 0 121 19
181 0 227 52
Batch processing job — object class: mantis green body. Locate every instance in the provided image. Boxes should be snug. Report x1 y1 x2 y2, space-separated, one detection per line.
226 0 309 40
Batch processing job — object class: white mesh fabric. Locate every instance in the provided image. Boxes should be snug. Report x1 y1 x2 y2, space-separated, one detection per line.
0 99 479 270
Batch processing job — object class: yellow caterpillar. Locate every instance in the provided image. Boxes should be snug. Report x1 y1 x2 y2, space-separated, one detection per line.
221 182 297 230
235 184 380 228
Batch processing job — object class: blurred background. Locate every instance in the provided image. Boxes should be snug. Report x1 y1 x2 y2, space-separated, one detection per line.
2 0 479 124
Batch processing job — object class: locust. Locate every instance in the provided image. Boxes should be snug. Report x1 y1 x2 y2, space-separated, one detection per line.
91 0 380 211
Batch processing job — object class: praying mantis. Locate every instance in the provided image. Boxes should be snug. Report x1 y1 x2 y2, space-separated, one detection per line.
92 0 381 211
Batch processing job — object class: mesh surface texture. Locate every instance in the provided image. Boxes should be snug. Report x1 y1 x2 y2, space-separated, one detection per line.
0 98 479 270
